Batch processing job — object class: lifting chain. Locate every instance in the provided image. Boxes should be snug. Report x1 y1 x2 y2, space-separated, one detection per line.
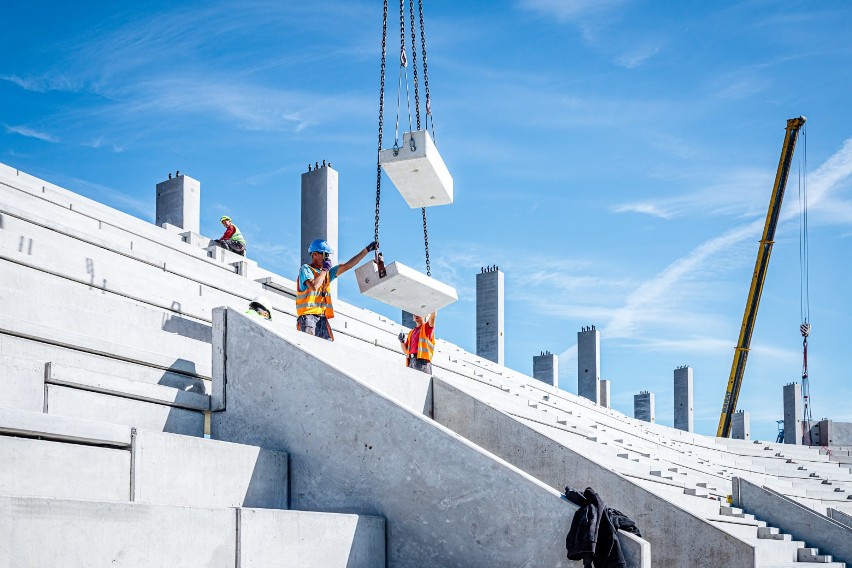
374 0 388 250
409 0 421 130
418 0 434 140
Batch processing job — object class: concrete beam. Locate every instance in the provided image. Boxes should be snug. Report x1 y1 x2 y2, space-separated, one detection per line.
212 308 583 567
0 406 131 447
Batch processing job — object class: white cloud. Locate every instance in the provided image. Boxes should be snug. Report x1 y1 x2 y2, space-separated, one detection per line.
517 0 628 23
3 124 59 143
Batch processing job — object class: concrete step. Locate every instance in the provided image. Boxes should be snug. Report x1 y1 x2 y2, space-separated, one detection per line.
798 547 834 563
0 408 288 509
0 495 385 568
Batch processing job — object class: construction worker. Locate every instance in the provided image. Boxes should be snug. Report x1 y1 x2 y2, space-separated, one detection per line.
215 216 246 256
398 311 436 374
296 238 376 341
246 296 271 320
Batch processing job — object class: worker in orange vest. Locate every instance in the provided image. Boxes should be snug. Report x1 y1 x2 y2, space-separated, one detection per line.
296 238 376 341
398 311 436 374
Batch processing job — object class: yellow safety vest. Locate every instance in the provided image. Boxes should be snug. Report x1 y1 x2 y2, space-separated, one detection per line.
406 323 435 365
295 265 334 318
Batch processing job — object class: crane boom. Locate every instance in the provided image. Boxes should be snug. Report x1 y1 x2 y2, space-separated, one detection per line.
716 116 806 438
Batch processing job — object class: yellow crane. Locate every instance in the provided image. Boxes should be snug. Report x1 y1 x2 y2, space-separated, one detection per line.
717 116 807 438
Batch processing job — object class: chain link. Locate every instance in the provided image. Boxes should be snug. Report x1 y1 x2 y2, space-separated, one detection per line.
418 0 433 141
409 0 421 130
374 0 388 249
422 207 431 276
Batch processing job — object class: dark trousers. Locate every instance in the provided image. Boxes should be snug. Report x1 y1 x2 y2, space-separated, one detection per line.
216 239 246 256
408 357 432 374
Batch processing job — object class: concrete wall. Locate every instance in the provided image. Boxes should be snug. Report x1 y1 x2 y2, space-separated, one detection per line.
577 326 600 404
476 267 504 365
784 382 802 445
212 308 581 568
600 378 611 409
815 420 852 446
432 379 755 568
673 366 694 432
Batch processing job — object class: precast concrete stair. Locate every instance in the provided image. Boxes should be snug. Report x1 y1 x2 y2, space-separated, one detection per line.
0 495 385 568
0 408 386 567
3 162 846 565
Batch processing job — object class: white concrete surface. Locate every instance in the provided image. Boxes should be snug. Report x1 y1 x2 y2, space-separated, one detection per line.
239 508 385 568
212 308 591 568
46 385 204 436
134 430 288 509
355 259 458 315
0 406 131 447
379 130 453 207
0 436 130 501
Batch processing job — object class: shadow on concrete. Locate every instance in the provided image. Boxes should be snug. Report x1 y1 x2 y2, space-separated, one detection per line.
161 314 213 343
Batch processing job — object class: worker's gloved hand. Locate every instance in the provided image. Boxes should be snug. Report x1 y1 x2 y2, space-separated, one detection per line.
366 241 378 252
398 332 406 343
321 259 333 272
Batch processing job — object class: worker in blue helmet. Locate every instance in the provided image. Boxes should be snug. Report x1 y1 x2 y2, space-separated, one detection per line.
295 238 377 340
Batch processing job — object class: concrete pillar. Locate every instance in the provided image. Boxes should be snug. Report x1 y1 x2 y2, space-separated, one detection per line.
476 266 504 365
599 379 611 409
401 311 416 329
155 173 200 233
301 162 338 295
634 391 655 423
577 325 600 404
783 382 802 445
532 351 557 387
674 365 694 433
732 410 750 440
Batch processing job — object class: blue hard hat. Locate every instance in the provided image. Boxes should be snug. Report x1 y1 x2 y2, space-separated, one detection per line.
308 239 333 254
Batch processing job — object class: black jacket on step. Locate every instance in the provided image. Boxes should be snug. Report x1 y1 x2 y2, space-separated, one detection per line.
565 486 641 568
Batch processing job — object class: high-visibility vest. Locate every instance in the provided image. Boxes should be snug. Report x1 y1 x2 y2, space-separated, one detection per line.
406 323 435 365
295 265 334 319
229 224 246 244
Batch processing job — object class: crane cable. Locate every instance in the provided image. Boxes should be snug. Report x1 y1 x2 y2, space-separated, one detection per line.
374 0 435 276
798 126 813 445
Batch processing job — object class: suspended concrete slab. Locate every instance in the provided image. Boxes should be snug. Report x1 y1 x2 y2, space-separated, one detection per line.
355 260 457 316
379 130 453 208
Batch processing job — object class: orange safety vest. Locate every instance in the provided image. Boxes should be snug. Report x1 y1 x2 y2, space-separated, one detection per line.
295 265 334 319
406 322 435 366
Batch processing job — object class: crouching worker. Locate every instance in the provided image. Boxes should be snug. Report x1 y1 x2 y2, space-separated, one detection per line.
246 296 271 320
215 216 246 256
398 311 436 374
296 238 376 341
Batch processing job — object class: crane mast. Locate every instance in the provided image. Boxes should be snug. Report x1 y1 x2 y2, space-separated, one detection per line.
716 116 807 438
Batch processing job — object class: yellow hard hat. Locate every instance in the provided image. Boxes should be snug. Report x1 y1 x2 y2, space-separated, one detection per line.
220 215 231 222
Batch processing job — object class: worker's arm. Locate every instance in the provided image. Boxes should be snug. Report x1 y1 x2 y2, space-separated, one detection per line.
220 225 235 240
426 311 436 328
398 332 408 353
336 241 378 277
304 269 328 292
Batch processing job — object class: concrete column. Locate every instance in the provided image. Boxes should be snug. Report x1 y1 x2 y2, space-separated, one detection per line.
634 391 654 423
532 351 557 387
476 266 504 365
599 379 611 409
732 410 750 440
783 382 802 445
673 365 694 433
155 173 200 233
577 325 600 404
401 311 416 329
301 162 338 295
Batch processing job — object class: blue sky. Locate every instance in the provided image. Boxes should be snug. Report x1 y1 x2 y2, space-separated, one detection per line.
2 0 850 441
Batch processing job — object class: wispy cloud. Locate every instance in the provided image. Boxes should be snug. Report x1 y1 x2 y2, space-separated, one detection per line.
517 0 629 24
615 42 663 69
612 202 673 219
4 124 59 143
